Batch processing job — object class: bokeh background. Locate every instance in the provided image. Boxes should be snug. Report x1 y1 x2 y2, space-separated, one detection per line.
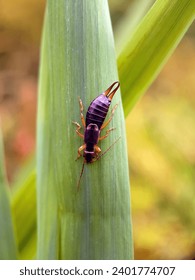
0 0 194 259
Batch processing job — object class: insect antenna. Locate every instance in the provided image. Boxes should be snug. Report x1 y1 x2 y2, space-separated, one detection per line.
77 161 85 191
95 136 121 162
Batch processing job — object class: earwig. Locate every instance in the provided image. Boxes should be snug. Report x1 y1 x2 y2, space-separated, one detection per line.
72 81 120 189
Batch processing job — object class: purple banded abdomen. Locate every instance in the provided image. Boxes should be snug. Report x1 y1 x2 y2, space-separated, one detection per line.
86 94 111 129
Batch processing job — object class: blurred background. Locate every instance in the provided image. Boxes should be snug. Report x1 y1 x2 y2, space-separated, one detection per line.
0 0 194 259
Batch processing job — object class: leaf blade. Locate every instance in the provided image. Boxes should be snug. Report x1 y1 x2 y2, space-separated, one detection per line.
37 0 133 260
118 0 195 116
0 126 18 260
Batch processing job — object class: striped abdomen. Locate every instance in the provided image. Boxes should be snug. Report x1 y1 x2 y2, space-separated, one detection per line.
86 94 111 129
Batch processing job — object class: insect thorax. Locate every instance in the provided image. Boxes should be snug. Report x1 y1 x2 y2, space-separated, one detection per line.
84 124 99 145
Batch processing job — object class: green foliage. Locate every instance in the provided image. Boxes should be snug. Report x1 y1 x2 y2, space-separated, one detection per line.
118 0 195 116
37 0 133 259
11 168 36 259
0 127 18 259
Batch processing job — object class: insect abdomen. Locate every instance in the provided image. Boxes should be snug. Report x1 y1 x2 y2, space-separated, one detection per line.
86 94 111 129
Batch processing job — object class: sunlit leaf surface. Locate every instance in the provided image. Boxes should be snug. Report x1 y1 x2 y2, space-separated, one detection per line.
118 0 195 116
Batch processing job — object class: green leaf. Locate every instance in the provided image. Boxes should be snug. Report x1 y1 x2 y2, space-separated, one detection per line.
11 167 36 260
0 126 18 259
37 0 133 259
115 0 155 55
118 0 195 116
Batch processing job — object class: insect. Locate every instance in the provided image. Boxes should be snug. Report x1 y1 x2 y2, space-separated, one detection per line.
72 81 120 189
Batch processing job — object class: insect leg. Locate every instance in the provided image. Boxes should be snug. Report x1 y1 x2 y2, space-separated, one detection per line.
72 121 84 138
77 161 85 191
95 137 121 161
78 97 86 128
76 144 86 160
94 145 101 155
100 103 118 130
99 127 115 141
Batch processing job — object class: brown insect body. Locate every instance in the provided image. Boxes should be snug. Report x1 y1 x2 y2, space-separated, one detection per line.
84 123 99 163
72 81 120 187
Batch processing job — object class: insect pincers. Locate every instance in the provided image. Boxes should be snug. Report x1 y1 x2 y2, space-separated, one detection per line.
72 81 120 189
